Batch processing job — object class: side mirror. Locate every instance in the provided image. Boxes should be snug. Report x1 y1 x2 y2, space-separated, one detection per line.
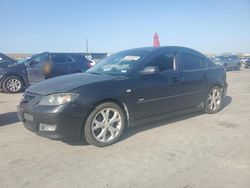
140 66 159 75
26 60 38 67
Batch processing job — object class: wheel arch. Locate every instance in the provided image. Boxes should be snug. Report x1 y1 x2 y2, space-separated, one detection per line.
201 82 224 107
80 97 130 140
1 73 27 89
91 98 130 126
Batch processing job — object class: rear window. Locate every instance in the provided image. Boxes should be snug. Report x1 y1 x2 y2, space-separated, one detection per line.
181 54 202 71
69 54 88 64
51 54 67 64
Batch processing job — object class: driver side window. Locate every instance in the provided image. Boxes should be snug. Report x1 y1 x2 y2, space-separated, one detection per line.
29 53 48 64
147 54 176 72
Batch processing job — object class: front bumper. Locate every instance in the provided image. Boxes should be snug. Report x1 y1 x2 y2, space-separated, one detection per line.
17 102 89 140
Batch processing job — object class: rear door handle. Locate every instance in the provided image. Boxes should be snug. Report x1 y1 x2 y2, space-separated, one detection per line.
172 76 181 83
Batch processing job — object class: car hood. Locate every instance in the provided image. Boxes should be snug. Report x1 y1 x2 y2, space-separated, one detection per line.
0 60 18 68
26 73 115 95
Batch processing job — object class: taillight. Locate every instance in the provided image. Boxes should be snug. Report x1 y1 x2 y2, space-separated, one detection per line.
87 62 92 68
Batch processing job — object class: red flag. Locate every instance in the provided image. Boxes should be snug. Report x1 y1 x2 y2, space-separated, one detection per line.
153 32 160 47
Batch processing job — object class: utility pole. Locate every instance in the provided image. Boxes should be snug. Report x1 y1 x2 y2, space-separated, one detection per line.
85 39 89 54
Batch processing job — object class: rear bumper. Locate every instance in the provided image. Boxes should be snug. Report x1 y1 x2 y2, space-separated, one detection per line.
17 103 89 140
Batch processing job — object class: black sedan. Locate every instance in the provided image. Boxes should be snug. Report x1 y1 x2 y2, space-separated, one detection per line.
17 47 227 147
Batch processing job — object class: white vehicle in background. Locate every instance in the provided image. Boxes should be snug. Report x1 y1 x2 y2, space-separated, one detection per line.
244 58 250 68
213 55 241 71
88 59 96 67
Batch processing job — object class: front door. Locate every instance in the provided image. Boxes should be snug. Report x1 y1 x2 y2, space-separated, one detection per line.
26 52 49 85
133 52 185 120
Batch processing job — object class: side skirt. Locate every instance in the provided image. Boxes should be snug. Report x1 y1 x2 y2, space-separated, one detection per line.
128 105 202 127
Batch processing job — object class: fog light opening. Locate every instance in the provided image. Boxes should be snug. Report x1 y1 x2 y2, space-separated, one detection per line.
39 123 57 131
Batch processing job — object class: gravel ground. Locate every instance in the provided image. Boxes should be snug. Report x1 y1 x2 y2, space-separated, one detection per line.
0 69 250 188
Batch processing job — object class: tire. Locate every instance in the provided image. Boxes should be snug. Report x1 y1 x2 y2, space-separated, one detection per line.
84 102 125 147
236 64 241 71
3 76 24 93
223 64 228 71
204 86 223 114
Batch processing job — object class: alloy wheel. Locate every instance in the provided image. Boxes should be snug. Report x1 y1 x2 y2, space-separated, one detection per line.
6 79 22 92
91 108 122 143
207 87 222 111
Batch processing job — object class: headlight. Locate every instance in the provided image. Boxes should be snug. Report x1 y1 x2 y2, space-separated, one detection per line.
38 93 79 106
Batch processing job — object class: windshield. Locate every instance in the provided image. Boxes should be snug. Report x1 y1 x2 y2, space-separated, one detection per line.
17 57 31 64
214 56 226 61
86 50 150 76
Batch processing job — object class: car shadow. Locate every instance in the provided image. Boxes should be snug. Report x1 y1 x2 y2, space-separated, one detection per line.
221 96 232 111
0 112 20 126
64 95 232 146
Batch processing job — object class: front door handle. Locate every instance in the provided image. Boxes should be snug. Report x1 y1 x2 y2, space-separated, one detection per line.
203 73 208 79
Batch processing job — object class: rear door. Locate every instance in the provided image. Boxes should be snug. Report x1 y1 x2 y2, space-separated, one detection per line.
69 54 90 72
26 52 49 84
66 55 79 73
179 52 209 108
49 54 68 77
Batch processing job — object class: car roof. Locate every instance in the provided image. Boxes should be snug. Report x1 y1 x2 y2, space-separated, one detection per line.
49 52 84 55
120 46 206 57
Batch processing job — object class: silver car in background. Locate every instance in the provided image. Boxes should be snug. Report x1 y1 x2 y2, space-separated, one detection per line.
213 55 241 71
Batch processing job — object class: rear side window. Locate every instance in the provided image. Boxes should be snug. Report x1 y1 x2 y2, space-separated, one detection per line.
66 55 75 63
181 54 202 71
51 54 67 64
70 54 88 64
148 54 176 72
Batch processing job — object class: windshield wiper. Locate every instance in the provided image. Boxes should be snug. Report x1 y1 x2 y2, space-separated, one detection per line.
88 71 105 75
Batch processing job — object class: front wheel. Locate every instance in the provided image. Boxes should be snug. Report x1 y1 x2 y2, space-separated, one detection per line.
3 76 24 93
84 102 125 147
204 86 223 114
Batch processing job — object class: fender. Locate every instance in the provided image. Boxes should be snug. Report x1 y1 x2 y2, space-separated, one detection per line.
0 71 29 89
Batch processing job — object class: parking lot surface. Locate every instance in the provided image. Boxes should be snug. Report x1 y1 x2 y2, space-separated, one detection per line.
0 69 250 188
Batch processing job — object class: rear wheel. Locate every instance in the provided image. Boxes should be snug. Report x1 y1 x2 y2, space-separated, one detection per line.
204 86 222 114
3 76 24 93
84 102 125 147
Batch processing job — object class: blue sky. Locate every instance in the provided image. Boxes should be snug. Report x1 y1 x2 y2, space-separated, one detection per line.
0 0 250 54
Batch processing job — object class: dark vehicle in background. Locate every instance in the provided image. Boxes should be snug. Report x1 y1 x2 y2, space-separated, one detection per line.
0 52 91 93
213 55 241 71
18 46 227 147
0 53 27 93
